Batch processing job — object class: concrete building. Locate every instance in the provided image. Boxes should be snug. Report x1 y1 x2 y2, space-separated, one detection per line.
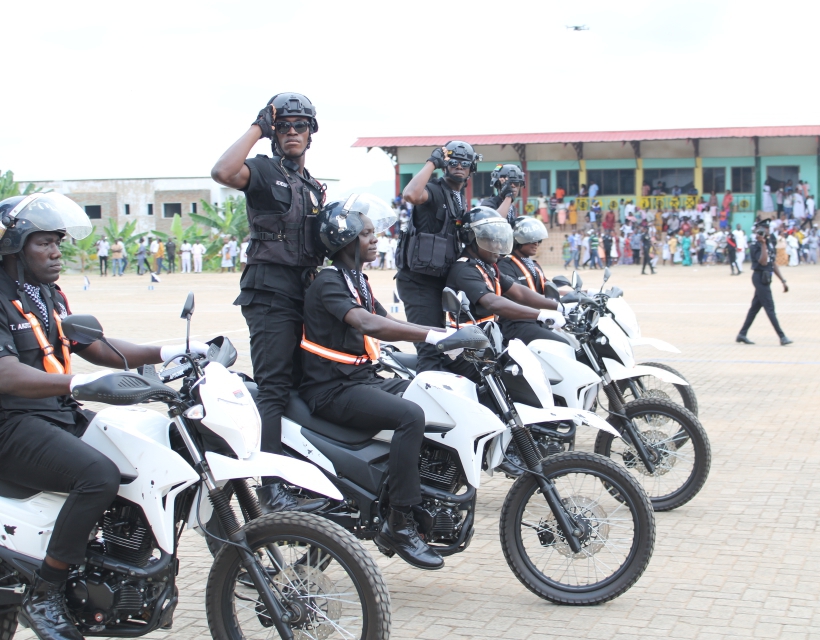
27 176 242 235
354 125 820 233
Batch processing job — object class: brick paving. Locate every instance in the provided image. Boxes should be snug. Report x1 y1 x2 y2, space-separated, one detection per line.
15 262 820 639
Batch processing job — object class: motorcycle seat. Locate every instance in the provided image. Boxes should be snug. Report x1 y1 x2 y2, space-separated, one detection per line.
390 351 418 371
284 391 381 445
0 479 39 500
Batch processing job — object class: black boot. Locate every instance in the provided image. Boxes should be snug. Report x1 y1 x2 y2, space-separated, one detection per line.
20 571 83 640
256 482 326 514
374 508 444 570
736 333 754 344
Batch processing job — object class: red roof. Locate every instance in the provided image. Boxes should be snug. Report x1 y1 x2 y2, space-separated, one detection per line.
352 125 820 148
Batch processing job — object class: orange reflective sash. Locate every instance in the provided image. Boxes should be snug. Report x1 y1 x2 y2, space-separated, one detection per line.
509 255 546 293
447 263 500 327
11 300 72 374
300 273 381 366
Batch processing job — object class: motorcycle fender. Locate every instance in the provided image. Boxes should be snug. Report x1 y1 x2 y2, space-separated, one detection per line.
204 451 343 501
603 358 689 386
514 403 620 438
629 337 681 353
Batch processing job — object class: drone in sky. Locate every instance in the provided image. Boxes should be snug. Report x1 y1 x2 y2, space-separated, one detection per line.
566 25 589 31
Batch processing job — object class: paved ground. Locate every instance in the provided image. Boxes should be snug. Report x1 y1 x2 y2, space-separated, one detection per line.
16 261 820 639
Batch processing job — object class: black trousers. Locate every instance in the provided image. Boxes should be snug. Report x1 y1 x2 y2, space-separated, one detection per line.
632 249 641 264
396 278 446 374
0 414 120 565
727 248 737 272
642 251 654 273
241 291 304 456
314 380 424 507
739 271 785 338
99 256 108 275
501 320 571 346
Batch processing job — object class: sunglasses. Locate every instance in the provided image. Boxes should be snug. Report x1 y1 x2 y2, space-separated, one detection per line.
447 159 472 168
274 120 312 134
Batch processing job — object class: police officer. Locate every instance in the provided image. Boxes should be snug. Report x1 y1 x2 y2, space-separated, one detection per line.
211 93 327 512
481 164 525 226
446 207 566 381
0 194 206 640
497 218 570 346
736 221 792 345
300 194 459 570
397 141 480 374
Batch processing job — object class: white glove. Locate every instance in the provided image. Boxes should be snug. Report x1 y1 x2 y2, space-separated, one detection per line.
424 327 457 345
70 371 113 392
537 309 566 329
160 341 210 362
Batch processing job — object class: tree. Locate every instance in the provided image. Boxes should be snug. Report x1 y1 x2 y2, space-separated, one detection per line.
150 214 205 245
0 170 40 200
60 227 99 273
189 196 248 269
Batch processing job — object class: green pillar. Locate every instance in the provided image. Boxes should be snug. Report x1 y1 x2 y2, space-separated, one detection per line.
754 136 762 216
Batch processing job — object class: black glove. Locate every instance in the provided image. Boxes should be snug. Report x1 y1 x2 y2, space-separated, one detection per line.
498 181 515 201
252 105 275 139
428 147 449 170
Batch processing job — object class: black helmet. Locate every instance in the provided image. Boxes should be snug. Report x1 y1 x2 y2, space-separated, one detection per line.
462 206 513 255
0 193 92 256
491 164 526 190
513 217 548 246
268 92 318 132
444 140 481 173
317 194 396 258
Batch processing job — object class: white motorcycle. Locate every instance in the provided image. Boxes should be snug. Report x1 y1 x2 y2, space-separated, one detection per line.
0 294 390 640
261 290 656 606
555 269 699 416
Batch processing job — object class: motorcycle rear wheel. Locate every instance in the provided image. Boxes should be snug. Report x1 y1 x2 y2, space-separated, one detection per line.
0 568 18 640
500 451 655 605
617 361 699 416
595 397 711 511
206 512 390 640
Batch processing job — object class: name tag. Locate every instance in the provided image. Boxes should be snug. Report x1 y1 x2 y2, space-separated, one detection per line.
275 180 288 188
11 323 31 331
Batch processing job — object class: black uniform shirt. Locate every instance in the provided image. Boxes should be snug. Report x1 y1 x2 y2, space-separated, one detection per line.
237 155 324 301
750 236 776 273
0 269 88 427
299 267 388 410
445 254 515 323
396 177 466 287
497 255 545 295
480 195 517 226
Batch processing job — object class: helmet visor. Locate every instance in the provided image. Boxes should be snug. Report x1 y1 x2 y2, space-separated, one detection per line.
15 193 93 240
342 193 397 235
473 218 513 255
514 218 549 244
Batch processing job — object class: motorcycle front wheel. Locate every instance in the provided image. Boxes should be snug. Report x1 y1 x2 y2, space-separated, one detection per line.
617 361 699 416
206 512 391 640
595 397 711 511
500 451 655 606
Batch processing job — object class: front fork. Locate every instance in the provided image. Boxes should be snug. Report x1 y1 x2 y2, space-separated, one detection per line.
173 414 296 640
484 375 584 554
579 343 658 474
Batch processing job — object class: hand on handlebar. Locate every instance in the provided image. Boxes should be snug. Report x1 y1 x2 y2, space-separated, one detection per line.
70 371 114 392
538 309 567 329
160 341 210 363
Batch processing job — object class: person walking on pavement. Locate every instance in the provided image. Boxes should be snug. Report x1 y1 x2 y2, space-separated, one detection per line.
96 235 109 276
397 140 480 374
211 92 327 512
165 238 177 273
135 237 147 275
726 231 739 275
737 221 792 345
110 237 124 276
641 228 655 274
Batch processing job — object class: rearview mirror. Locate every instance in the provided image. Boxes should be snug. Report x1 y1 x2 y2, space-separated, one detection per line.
603 267 611 283
181 292 195 320
543 283 561 301
459 290 470 312
571 271 583 291
441 288 463 314
552 275 572 288
61 315 104 344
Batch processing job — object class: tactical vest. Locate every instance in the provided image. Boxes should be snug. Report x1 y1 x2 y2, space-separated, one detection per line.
246 156 324 268
396 179 463 278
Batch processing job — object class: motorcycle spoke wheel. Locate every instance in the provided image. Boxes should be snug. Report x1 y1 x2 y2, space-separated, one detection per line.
207 513 390 640
500 451 654 605
596 397 711 511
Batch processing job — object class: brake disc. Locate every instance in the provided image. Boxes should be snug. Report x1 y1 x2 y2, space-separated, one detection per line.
537 495 610 558
279 564 343 640
622 428 677 476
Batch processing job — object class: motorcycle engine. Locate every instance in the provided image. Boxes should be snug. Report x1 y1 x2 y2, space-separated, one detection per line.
416 445 467 544
65 501 170 629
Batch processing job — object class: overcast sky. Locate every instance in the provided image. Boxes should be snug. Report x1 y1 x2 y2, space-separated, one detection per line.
4 0 819 202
